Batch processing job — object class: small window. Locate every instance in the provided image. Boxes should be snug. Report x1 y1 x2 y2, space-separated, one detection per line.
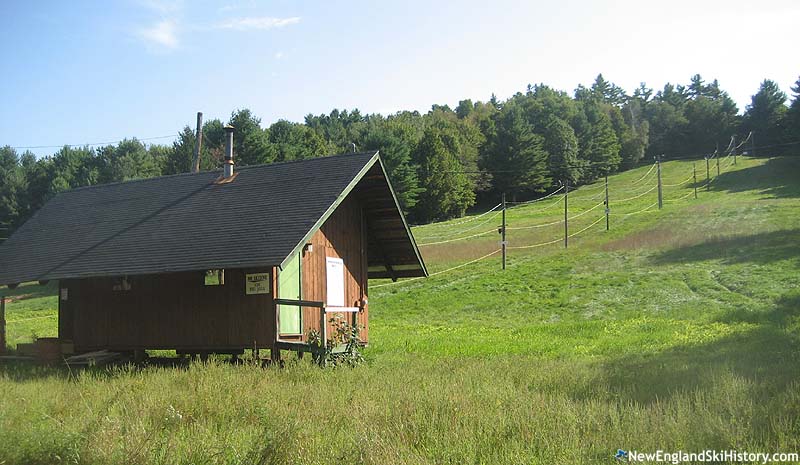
112 276 131 291
204 269 225 286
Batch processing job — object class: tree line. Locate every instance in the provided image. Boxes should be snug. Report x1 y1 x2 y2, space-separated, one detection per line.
1 73 799 237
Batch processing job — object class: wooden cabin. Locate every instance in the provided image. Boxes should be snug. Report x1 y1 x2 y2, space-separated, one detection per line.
0 149 426 360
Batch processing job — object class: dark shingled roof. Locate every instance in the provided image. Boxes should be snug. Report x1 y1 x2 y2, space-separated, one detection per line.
0 151 426 285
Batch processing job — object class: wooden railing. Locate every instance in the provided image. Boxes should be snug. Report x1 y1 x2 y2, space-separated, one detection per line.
274 299 360 351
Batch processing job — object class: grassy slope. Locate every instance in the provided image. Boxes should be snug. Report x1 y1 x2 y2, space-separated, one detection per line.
0 155 798 464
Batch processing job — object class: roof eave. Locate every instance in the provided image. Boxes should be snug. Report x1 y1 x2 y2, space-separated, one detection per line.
373 155 428 277
278 151 428 279
278 151 381 270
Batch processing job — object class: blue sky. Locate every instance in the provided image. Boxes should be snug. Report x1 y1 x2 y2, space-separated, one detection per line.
1 0 797 156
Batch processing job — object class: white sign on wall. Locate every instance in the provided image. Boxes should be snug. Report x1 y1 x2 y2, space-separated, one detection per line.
245 272 271 295
326 257 345 307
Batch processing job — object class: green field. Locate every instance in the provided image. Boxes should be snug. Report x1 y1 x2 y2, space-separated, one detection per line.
1 155 798 464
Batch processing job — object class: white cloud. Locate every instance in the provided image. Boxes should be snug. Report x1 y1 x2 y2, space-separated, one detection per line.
216 16 301 31
137 20 179 50
133 4 298 53
138 0 183 15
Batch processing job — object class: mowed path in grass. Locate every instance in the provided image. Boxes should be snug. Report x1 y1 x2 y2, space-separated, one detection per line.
0 155 798 464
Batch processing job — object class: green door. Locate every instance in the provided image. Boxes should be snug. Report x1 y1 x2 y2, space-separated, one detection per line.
278 252 302 335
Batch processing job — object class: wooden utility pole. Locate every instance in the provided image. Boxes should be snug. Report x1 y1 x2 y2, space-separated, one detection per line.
604 175 609 231
192 112 203 173
716 155 720 177
732 135 737 166
693 163 698 199
656 155 663 210
706 156 711 191
501 193 507 270
564 180 569 248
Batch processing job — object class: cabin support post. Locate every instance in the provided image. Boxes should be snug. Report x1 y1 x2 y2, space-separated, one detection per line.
319 307 327 351
272 299 281 364
358 207 365 330
0 297 5 355
272 269 282 364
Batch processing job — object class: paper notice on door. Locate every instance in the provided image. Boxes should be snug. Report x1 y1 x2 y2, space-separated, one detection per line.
326 256 345 307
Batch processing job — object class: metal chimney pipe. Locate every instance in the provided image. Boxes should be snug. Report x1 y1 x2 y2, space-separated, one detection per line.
192 112 203 173
223 124 235 178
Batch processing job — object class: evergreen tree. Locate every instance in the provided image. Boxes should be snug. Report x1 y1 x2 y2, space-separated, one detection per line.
229 109 276 166
268 120 305 161
427 107 486 193
455 99 474 119
47 145 99 188
589 74 627 106
620 97 649 168
97 139 162 183
632 83 653 104
484 104 551 199
543 118 582 183
0 147 25 231
688 74 706 98
784 76 800 143
360 120 422 211
743 79 788 152
164 119 228 175
578 102 622 179
684 95 739 154
644 89 689 157
304 108 365 154
412 127 475 222
18 153 53 219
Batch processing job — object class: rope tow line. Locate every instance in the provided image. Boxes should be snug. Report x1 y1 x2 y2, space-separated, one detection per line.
507 185 565 207
613 184 657 203
416 210 501 241
371 249 502 288
509 193 567 214
567 199 606 219
417 227 497 246
630 163 657 185
413 203 502 230
662 173 695 187
508 214 605 249
664 190 695 203
621 202 659 216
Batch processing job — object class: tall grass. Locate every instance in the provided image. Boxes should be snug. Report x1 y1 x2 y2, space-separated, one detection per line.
1 353 798 464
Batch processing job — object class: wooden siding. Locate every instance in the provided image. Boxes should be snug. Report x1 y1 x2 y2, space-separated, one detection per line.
301 195 369 343
59 268 275 352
